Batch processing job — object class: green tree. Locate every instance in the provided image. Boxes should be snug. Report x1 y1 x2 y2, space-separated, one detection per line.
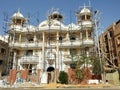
59 71 68 84
92 56 103 78
75 69 85 83
74 55 91 83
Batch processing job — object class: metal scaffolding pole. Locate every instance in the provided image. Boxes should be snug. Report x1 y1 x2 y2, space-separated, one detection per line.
94 10 104 82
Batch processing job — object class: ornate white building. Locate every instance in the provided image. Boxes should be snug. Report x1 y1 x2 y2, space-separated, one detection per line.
8 5 94 83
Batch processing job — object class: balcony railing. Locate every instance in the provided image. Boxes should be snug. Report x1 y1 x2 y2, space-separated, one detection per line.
20 55 39 64
9 38 94 48
9 42 43 48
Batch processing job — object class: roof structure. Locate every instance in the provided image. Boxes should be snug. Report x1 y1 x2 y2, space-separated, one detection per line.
80 4 91 14
11 10 25 20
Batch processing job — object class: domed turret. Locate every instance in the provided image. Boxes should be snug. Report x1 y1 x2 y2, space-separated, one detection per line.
48 10 63 21
80 5 91 15
11 10 26 26
76 4 92 25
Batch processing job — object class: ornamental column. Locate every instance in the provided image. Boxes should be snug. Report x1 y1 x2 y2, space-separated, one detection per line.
56 31 59 82
66 31 69 40
56 31 59 69
13 51 16 69
19 34 21 42
42 32 45 71
34 33 37 42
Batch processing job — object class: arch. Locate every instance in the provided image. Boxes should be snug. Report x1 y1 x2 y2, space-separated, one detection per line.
47 66 55 72
47 66 55 83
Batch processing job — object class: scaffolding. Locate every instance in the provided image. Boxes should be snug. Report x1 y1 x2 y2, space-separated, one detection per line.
1 1 107 84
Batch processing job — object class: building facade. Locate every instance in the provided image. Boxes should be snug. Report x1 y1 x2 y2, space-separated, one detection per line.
99 20 120 70
99 19 120 85
8 6 94 83
0 35 8 77
114 20 120 67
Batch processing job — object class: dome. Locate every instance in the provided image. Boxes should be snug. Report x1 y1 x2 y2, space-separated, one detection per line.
80 5 91 14
11 10 24 20
52 11 60 14
39 19 66 28
39 20 48 27
48 9 63 21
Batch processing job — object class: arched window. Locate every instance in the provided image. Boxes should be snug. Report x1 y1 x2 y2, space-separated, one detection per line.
81 15 85 21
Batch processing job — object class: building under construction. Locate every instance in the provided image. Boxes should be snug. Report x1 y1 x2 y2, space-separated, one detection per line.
7 5 95 84
99 19 120 85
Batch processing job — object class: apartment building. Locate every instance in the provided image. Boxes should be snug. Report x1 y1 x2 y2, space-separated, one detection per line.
99 20 120 85
99 19 120 69
114 20 120 67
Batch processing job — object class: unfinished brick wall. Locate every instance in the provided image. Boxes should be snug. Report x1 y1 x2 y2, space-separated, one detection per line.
8 69 42 84
37 69 41 83
68 68 76 84
9 69 17 84
20 70 28 80
8 69 28 84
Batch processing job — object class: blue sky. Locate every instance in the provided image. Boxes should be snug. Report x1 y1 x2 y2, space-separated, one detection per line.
0 0 120 35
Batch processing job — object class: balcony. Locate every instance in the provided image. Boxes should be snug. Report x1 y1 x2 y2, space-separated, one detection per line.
20 56 39 64
9 42 43 48
60 38 94 47
9 38 94 48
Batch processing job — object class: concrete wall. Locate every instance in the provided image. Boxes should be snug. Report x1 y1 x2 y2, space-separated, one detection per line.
106 70 120 85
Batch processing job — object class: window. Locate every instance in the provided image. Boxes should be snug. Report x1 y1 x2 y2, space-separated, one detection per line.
88 32 92 38
26 50 33 56
86 15 91 20
13 19 22 25
70 49 76 56
1 48 5 54
14 34 19 42
70 36 76 41
36 34 42 41
59 36 62 41
109 31 113 37
116 37 120 46
27 34 34 43
47 34 56 41
81 15 85 20
104 35 108 41
69 34 76 41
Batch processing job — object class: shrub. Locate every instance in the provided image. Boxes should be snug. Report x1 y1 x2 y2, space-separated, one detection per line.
59 71 68 84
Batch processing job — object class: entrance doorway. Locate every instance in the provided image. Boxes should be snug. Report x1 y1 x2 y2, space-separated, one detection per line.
47 66 55 83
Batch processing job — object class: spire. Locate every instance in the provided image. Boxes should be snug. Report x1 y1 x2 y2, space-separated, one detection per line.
84 3 86 9
18 8 21 13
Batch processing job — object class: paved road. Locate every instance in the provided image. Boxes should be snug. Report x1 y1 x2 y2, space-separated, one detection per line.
0 88 120 90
